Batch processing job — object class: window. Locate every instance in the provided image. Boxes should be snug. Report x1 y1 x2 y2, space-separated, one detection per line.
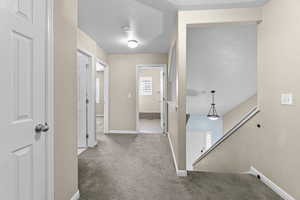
140 77 152 96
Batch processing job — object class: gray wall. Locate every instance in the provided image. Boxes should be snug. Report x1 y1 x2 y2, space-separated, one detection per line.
186 24 257 115
54 0 78 199
108 54 168 131
195 1 300 199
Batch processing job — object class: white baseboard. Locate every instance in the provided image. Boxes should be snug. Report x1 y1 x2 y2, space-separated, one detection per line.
177 170 188 177
70 190 80 200
167 133 187 177
88 140 98 148
248 166 295 200
109 130 138 134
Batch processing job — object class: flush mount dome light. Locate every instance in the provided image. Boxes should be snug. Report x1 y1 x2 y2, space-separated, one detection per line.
207 90 220 121
128 40 139 48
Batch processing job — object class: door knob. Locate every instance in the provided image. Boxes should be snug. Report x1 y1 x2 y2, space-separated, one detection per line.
35 123 50 133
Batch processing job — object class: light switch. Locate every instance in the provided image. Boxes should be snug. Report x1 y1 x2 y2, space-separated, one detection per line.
281 93 293 105
128 93 132 98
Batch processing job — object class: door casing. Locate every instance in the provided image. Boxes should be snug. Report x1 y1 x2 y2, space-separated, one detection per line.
135 64 168 134
96 58 110 134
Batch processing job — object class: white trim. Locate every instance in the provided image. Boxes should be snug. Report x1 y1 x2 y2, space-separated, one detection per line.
135 64 168 134
108 130 139 134
46 0 54 199
177 170 188 177
77 148 87 156
70 190 80 200
96 58 110 134
248 167 296 200
167 133 187 177
139 131 164 134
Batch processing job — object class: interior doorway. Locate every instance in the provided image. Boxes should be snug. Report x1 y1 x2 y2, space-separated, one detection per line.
95 60 109 139
136 65 167 134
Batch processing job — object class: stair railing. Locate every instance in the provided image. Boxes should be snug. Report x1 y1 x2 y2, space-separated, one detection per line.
192 106 260 167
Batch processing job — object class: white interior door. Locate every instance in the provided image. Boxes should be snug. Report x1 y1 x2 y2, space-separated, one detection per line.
0 0 48 199
77 51 89 148
160 68 167 132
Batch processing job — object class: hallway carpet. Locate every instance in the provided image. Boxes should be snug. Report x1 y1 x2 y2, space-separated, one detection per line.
78 134 282 200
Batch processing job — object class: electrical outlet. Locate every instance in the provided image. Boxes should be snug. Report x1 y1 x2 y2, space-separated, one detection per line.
281 93 293 105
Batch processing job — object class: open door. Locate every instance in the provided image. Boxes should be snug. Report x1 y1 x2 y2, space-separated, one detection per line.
0 0 49 199
77 51 90 148
160 66 168 133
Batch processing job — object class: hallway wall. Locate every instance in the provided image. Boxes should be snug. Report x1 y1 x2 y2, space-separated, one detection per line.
172 7 262 171
53 0 78 199
77 29 108 117
194 1 300 199
108 54 168 131
77 29 107 62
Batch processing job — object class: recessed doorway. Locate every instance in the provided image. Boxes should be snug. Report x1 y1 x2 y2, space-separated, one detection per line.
136 65 167 134
95 59 109 139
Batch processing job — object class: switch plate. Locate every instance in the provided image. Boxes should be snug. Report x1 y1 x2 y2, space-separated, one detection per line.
281 93 293 105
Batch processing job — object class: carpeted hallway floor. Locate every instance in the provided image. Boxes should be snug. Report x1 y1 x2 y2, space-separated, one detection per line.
78 134 282 200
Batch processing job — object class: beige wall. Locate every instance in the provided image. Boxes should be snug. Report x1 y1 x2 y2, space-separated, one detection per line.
223 95 257 133
77 29 107 116
108 54 168 131
194 1 300 199
139 68 161 113
77 29 107 62
54 0 78 199
171 8 262 171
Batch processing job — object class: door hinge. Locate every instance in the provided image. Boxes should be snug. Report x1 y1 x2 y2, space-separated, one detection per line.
86 134 89 139
86 99 89 104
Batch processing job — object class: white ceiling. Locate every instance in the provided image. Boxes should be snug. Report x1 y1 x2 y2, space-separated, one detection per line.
168 0 268 9
186 24 257 116
78 0 268 54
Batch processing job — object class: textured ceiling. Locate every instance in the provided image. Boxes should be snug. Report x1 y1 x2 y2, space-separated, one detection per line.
78 0 268 54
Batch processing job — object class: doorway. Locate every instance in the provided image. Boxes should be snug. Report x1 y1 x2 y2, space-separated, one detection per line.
136 65 167 134
95 60 109 139
77 50 91 149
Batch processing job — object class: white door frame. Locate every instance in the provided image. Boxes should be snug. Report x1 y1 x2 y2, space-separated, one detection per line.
46 0 54 199
136 64 167 134
77 48 97 147
96 58 110 133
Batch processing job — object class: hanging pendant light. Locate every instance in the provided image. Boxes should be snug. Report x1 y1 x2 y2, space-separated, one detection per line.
207 90 220 121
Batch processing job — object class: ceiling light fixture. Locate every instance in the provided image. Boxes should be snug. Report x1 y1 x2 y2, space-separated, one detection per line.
207 90 220 121
128 40 139 49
